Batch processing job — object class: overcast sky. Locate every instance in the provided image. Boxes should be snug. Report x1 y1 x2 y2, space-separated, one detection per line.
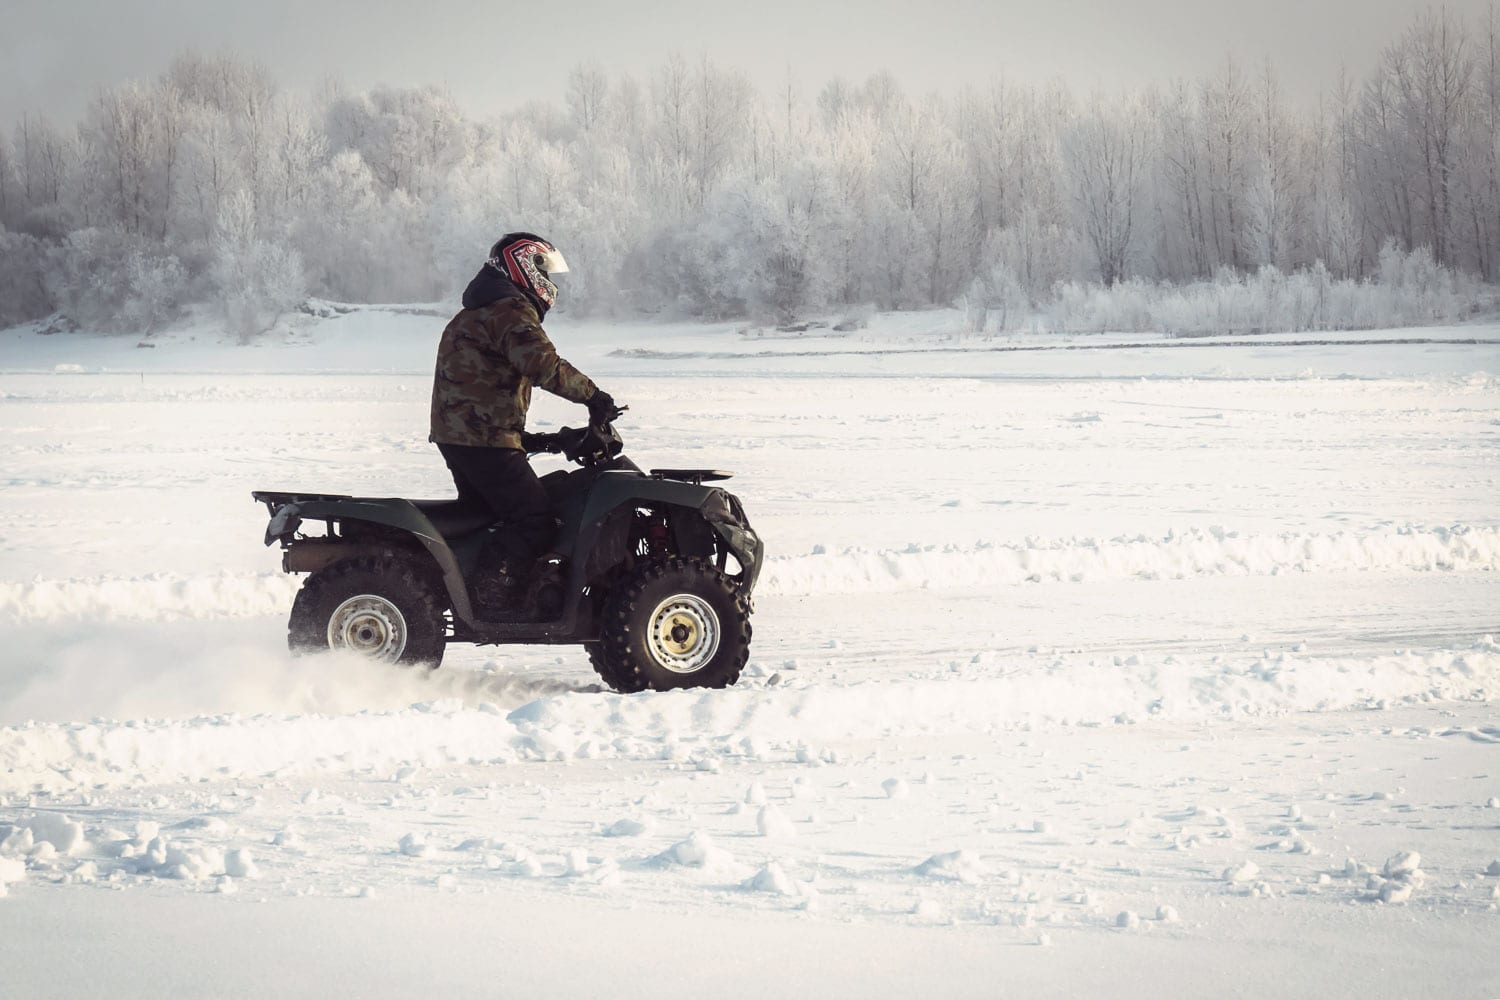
1 0 1486 126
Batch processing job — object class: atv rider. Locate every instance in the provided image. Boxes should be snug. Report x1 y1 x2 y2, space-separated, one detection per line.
429 232 621 613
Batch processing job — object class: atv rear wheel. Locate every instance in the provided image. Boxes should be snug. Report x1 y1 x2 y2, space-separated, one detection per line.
288 557 446 668
592 558 751 693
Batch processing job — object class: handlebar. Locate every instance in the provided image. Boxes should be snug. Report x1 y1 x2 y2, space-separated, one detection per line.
524 409 626 467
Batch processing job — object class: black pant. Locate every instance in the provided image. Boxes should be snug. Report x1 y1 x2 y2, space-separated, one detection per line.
437 443 555 571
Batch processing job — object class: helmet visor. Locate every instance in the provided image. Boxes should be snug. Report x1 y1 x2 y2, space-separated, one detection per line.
538 247 569 275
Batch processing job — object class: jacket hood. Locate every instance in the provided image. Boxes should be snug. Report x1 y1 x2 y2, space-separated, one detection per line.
461 265 547 318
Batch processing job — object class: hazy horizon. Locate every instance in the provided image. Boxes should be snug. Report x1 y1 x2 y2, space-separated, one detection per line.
2 0 1486 126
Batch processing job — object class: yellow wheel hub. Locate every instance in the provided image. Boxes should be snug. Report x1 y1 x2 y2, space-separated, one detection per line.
647 594 721 673
660 612 701 656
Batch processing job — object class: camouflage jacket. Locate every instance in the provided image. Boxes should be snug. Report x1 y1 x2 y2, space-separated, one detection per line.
429 296 597 449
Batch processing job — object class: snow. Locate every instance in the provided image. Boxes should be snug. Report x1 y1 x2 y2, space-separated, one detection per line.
1380 881 1416 905
602 817 650 838
755 804 796 839
914 850 991 884
2 813 86 855
397 833 433 859
224 849 258 879
656 830 734 870
1383 851 1422 878
743 862 798 896
1 312 1498 997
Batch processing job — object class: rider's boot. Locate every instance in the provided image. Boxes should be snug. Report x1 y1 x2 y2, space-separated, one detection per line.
472 563 527 620
524 555 566 622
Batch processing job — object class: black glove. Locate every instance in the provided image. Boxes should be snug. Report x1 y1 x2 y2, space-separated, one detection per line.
552 426 589 463
587 388 622 428
520 431 560 454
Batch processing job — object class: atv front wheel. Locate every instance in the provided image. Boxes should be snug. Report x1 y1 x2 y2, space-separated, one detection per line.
592 558 751 692
288 557 446 668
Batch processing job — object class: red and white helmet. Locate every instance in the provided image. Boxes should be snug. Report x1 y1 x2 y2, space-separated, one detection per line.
488 232 569 310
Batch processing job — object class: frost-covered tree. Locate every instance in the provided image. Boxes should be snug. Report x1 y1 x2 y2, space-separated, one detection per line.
1068 97 1151 286
212 190 305 341
0 227 50 324
181 103 240 242
325 86 468 202
565 62 610 137
84 83 159 236
1 8 1496 336
1201 58 1252 273
818 109 878 305
1243 61 1300 270
0 135 15 227
120 250 189 334
12 115 71 236
1153 81 1212 280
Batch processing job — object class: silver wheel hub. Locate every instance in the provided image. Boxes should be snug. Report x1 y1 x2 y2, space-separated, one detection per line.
648 594 720 674
327 594 408 661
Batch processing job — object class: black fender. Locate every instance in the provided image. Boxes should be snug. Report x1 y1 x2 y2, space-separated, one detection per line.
560 474 696 598
576 471 717 530
270 499 476 625
569 473 762 592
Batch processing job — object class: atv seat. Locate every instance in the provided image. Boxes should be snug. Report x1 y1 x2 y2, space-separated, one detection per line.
413 500 493 539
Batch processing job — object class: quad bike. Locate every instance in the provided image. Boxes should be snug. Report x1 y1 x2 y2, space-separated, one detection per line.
251 420 762 692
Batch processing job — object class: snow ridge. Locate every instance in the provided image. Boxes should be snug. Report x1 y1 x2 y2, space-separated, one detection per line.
3 638 1496 794
767 524 1500 595
1 525 1493 625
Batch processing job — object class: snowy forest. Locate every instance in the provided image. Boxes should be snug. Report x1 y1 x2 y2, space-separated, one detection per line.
0 6 1496 338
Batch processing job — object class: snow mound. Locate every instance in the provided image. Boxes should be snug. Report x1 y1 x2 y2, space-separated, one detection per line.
1383 851 1422 878
224 849 259 879
655 831 734 870
914 850 989 883
156 843 228 881
1 813 87 856
398 833 433 859
743 862 798 896
882 778 911 799
602 818 651 838
1380 881 1415 904
756 805 796 839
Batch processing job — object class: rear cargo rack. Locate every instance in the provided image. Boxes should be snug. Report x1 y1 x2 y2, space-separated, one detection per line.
251 490 353 513
649 469 733 485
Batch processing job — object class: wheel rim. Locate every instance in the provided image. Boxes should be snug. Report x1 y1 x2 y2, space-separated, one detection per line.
647 593 720 674
327 594 408 661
